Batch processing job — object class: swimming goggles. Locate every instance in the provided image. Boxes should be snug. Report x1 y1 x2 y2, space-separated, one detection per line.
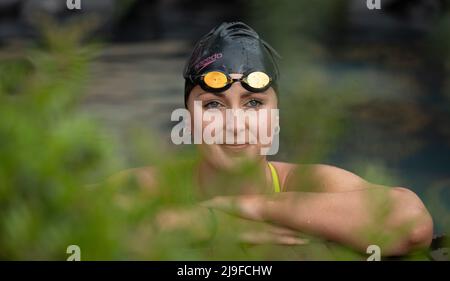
188 71 273 93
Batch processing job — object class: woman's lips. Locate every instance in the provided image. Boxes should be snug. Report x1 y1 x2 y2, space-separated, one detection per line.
221 143 250 149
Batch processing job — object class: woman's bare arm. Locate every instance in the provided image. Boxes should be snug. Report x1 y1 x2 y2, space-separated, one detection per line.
284 163 385 193
202 187 433 256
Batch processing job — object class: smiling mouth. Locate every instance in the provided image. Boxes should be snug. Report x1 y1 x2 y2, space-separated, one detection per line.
222 143 250 149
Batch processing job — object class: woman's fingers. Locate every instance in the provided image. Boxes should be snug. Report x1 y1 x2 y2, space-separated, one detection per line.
239 231 309 246
200 195 267 221
266 225 300 237
200 196 234 210
200 195 310 246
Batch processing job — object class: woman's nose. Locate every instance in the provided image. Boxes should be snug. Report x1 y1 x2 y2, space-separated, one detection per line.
224 109 247 142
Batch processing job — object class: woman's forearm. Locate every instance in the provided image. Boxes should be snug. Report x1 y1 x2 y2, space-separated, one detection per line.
260 188 433 256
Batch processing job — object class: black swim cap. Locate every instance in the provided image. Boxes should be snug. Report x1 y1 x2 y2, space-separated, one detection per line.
183 21 281 107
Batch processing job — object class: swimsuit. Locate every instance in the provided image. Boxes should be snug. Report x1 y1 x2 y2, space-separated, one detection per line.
268 162 281 193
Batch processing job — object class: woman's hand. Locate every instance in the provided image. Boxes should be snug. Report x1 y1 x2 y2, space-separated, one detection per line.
200 194 268 221
154 203 309 246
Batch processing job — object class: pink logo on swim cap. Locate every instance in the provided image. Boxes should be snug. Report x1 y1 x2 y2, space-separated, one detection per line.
195 53 223 72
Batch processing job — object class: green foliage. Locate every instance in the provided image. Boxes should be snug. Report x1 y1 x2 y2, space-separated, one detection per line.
0 21 264 259
0 2 447 261
0 19 119 259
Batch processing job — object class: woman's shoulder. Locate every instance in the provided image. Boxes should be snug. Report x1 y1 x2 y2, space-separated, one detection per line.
270 162 367 192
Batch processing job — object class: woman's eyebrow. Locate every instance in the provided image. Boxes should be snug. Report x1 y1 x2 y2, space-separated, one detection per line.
240 92 266 98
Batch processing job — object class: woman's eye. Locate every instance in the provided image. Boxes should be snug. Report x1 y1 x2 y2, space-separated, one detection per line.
204 101 223 109
245 99 263 108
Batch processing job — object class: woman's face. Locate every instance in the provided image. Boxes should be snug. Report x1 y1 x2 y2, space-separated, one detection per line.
186 73 279 170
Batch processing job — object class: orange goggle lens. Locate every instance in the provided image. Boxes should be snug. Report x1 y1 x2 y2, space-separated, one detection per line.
203 71 229 89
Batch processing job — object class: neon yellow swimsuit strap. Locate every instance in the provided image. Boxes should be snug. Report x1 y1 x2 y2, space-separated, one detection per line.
268 162 281 193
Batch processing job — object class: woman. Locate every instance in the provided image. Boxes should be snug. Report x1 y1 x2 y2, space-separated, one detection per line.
128 22 433 257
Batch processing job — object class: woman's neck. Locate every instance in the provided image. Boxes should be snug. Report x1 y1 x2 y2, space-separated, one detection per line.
195 158 273 199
